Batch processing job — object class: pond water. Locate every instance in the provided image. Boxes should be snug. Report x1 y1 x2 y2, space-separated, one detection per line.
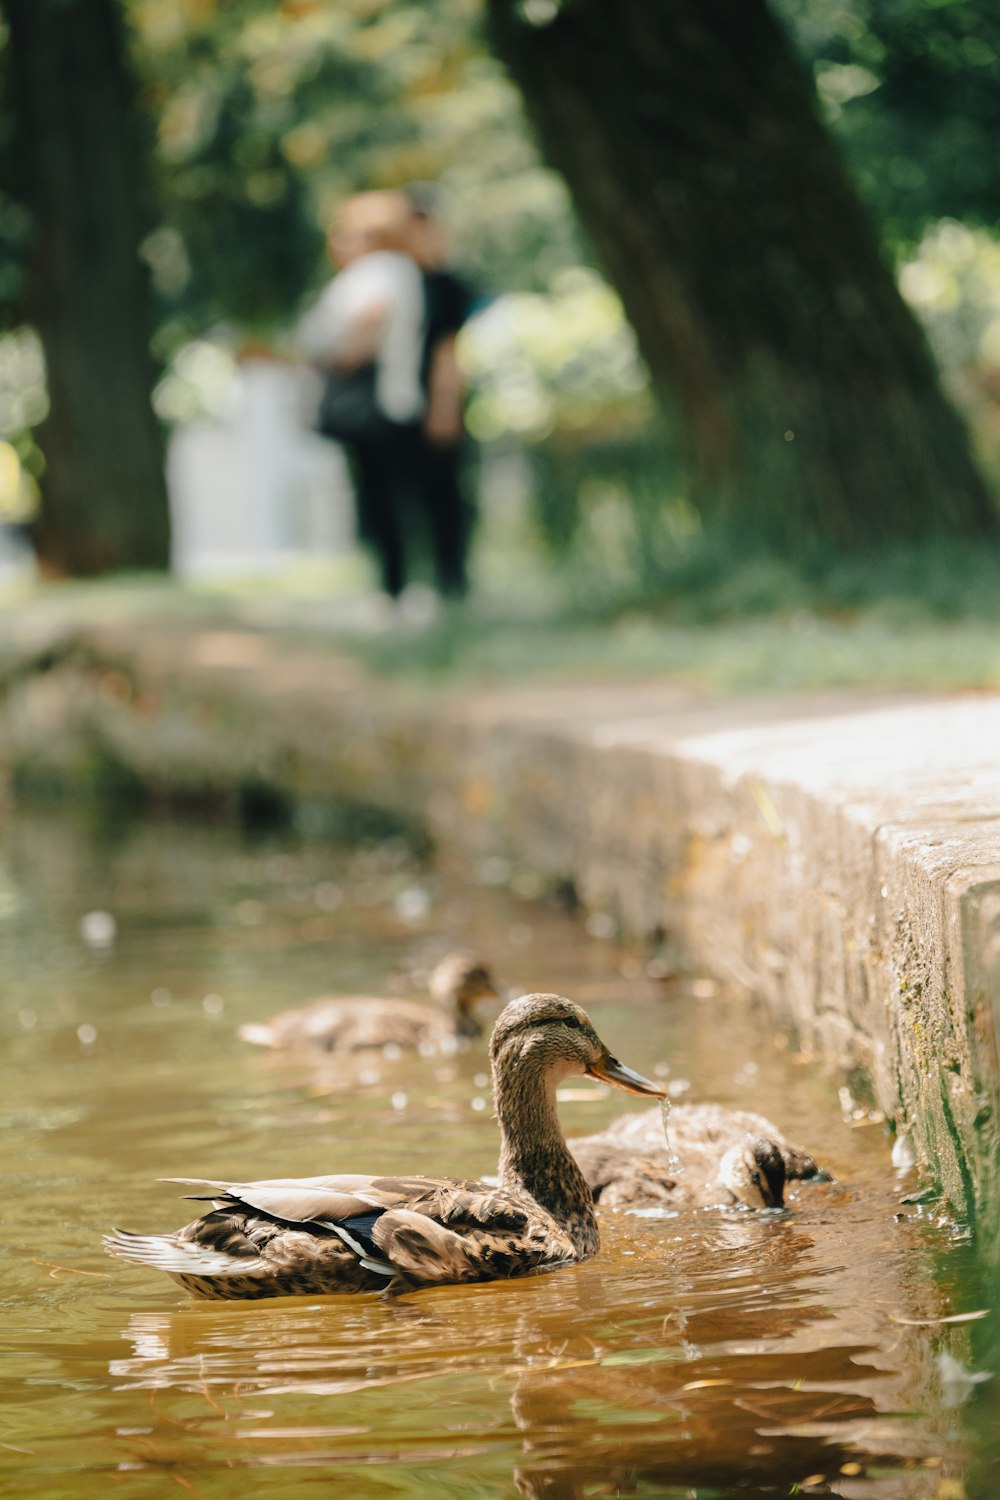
0 807 983 1499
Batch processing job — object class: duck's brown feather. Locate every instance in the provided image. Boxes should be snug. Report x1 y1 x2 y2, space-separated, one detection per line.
237 997 453 1054
591 1103 825 1180
105 1170 577 1298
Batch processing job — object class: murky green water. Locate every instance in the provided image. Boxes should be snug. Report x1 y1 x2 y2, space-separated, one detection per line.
0 808 982 1498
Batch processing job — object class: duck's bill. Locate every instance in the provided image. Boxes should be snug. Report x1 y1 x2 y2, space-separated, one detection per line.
587 1053 666 1097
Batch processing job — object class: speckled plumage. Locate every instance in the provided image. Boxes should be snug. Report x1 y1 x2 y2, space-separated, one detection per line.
570 1134 787 1211
589 1102 827 1181
236 953 499 1054
105 993 665 1299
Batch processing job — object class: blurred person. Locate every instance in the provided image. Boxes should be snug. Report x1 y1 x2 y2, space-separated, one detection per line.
298 190 425 600
405 183 478 599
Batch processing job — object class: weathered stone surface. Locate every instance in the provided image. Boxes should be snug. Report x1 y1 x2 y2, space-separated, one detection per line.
1 617 998 1232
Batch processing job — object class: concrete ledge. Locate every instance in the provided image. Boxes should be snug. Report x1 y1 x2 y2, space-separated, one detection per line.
1 617 998 1233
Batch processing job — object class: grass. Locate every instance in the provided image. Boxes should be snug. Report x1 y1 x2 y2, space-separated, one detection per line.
3 530 1000 699
333 530 1000 694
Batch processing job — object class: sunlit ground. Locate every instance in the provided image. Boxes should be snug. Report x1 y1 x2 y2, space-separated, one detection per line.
3 527 1000 698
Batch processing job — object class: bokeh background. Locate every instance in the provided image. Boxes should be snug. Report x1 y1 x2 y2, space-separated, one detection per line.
2 0 1000 663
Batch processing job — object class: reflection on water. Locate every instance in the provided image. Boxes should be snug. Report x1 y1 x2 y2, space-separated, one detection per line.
0 808 978 1497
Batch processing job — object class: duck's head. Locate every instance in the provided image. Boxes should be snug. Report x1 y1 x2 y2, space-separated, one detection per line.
718 1135 786 1209
489 993 666 1097
429 952 500 1038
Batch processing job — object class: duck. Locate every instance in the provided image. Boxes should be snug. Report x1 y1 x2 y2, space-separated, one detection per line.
236 952 500 1055
570 1134 786 1211
104 993 666 1300
581 1101 828 1182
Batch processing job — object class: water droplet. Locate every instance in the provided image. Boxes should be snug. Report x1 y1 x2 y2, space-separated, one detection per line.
585 912 616 940
150 987 171 1007
18 1007 37 1030
80 911 116 948
473 1073 489 1089
359 1068 381 1087
659 1101 684 1175
383 1042 403 1062
395 886 431 922
202 994 224 1016
77 1023 98 1045
391 1091 408 1112
471 1096 487 1112
892 1133 916 1170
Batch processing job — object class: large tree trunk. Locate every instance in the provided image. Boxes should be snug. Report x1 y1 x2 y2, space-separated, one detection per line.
487 0 997 549
6 0 170 575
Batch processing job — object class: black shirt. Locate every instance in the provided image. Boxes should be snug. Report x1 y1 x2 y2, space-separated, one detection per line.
421 268 475 389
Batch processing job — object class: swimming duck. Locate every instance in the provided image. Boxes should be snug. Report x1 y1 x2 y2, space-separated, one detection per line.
237 952 499 1055
587 1102 828 1181
571 1134 786 1211
104 993 665 1300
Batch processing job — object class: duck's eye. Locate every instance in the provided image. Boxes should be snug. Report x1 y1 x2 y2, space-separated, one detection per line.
561 1016 582 1029
750 1171 760 1185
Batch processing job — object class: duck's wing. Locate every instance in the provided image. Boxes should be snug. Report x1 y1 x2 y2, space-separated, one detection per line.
106 1173 401 1285
364 1180 574 1283
237 998 446 1052
571 1142 680 1208
156 1172 572 1285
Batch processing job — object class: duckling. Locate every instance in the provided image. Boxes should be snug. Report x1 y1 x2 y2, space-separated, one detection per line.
571 1134 786 1211
237 952 499 1055
104 993 665 1299
589 1102 827 1181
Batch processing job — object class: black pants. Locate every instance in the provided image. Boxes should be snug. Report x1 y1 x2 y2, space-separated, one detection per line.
414 439 472 598
351 424 416 599
352 425 472 599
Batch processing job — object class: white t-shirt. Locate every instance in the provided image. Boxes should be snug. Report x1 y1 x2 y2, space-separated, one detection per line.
297 251 425 423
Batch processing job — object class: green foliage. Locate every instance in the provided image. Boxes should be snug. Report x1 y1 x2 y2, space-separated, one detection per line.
130 0 387 341
2 0 1000 569
126 0 580 351
778 0 1000 250
2 0 998 336
335 532 1000 691
0 17 29 328
898 220 1000 487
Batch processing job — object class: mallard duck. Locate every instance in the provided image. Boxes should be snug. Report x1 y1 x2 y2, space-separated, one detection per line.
570 1134 786 1211
587 1102 828 1181
237 952 499 1054
104 993 665 1299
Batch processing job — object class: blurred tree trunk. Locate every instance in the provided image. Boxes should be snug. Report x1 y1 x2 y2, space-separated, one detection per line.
487 0 997 549
5 0 170 575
